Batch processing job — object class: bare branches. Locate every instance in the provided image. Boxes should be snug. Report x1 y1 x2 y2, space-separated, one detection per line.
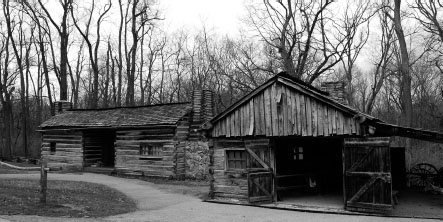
411 0 443 42
247 0 370 84
70 0 112 108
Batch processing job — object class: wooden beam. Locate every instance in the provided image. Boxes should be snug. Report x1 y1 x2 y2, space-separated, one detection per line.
246 148 270 169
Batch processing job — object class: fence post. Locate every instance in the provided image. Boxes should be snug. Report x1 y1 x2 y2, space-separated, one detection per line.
40 161 47 204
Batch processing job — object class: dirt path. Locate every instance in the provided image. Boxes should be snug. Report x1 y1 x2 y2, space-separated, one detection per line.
0 173 440 222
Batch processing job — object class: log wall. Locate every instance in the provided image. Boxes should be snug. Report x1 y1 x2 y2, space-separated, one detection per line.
210 137 271 200
41 131 83 170
114 126 177 178
175 115 191 178
211 82 361 138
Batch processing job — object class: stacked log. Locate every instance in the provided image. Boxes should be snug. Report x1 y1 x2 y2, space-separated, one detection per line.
190 89 214 140
203 89 215 122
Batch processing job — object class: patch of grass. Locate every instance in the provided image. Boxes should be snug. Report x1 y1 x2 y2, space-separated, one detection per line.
0 179 136 218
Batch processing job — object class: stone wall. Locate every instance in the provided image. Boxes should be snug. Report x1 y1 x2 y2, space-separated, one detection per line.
184 141 210 180
321 81 347 105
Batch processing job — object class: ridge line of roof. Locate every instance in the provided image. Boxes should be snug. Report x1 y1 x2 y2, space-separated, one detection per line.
276 72 329 96
68 102 191 112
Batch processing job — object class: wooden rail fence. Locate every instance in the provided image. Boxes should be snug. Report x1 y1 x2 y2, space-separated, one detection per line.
0 161 50 203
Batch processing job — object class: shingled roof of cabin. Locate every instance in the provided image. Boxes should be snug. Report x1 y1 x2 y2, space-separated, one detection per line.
40 102 192 128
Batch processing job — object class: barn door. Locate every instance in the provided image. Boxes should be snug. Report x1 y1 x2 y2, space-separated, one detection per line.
246 146 273 203
343 137 392 213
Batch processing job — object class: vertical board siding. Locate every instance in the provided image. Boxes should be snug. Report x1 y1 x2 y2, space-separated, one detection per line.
317 103 324 136
306 96 312 136
211 82 360 138
312 99 317 137
264 88 272 136
259 93 266 135
271 84 278 136
300 94 307 136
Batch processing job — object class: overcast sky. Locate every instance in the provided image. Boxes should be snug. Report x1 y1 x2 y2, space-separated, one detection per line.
159 0 247 36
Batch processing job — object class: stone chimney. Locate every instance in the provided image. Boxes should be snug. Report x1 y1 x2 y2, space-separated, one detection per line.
52 100 72 115
190 89 214 140
202 90 215 122
321 82 347 105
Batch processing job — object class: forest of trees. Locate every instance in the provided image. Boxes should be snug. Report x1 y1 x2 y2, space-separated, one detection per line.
0 0 442 160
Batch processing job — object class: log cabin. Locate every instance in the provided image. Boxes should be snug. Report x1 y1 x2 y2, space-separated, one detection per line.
38 90 214 179
204 72 443 214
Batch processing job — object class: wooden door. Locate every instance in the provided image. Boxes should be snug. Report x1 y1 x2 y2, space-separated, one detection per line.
246 147 273 203
343 137 392 213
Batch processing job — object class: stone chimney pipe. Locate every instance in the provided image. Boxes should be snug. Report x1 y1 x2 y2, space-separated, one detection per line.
320 82 347 105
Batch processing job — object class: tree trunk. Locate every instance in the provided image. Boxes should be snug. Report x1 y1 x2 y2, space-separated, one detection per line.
127 0 138 106
117 0 124 106
139 25 145 105
393 0 412 128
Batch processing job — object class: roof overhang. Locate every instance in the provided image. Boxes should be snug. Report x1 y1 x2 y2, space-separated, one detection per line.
371 122 443 144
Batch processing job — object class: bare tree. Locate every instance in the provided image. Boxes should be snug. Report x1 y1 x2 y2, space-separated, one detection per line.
38 0 71 101
364 10 396 114
412 0 443 42
0 21 15 159
141 27 161 105
246 0 358 84
67 39 85 108
3 0 30 157
411 0 443 76
23 1 53 111
125 0 160 106
117 0 125 106
385 0 413 128
71 0 111 109
338 0 373 107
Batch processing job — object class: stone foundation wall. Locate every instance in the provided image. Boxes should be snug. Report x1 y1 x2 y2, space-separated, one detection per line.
184 141 209 180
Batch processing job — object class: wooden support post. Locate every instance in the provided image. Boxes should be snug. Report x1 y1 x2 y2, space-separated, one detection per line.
40 161 48 204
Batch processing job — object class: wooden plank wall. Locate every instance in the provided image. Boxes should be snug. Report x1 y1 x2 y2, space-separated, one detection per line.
114 126 177 178
212 138 248 200
210 138 271 200
212 82 360 138
41 131 83 170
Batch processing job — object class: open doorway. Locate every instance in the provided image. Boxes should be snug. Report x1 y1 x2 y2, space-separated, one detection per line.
83 130 115 168
274 138 344 209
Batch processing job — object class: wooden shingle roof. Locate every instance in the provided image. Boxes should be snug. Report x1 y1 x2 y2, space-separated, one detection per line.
40 103 192 129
